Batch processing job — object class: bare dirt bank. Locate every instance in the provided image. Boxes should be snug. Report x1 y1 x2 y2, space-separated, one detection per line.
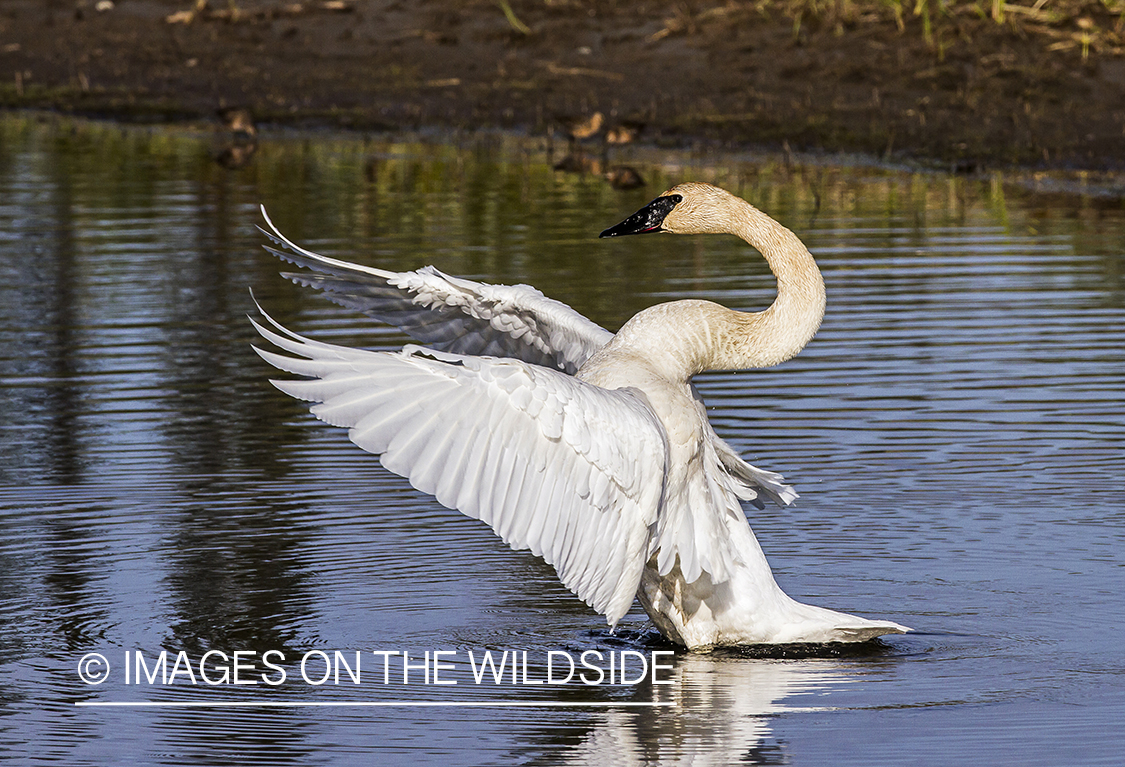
2 0 1124 170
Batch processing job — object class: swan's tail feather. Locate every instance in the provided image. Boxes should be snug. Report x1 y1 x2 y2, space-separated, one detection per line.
781 601 911 644
829 621 911 642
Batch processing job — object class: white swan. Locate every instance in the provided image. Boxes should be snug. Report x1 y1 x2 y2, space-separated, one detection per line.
251 182 910 648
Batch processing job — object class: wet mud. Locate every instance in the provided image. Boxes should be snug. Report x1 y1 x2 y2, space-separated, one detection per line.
2 0 1124 170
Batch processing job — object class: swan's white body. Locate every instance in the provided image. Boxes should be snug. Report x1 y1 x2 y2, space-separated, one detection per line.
252 182 909 648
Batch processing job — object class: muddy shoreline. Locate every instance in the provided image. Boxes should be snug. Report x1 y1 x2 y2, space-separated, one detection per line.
2 0 1124 172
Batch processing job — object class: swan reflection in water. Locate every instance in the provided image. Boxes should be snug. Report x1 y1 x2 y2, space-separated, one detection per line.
553 652 852 766
252 182 909 649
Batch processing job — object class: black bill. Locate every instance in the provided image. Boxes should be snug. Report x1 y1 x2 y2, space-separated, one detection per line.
599 194 683 238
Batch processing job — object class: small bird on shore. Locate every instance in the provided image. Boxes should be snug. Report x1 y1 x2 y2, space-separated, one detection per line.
557 110 605 143
605 119 644 146
215 107 257 169
217 106 257 144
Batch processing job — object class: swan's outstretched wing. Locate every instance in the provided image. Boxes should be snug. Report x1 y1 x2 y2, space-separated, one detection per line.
713 437 798 509
687 385 797 511
251 307 667 626
258 208 613 374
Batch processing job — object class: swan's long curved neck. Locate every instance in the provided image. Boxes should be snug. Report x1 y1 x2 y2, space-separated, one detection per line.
586 190 825 381
709 202 825 371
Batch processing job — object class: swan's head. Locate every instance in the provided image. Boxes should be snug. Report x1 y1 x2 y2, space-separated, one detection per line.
599 182 739 238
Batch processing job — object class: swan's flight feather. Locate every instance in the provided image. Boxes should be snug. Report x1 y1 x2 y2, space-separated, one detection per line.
258 206 612 374
251 304 667 626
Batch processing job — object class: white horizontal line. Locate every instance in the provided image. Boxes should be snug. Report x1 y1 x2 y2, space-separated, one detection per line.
76 700 673 708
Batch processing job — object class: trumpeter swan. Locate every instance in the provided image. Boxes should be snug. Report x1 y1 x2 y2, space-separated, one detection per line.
251 182 910 648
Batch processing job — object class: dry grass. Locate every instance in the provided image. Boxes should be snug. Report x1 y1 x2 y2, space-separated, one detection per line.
646 0 1125 59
